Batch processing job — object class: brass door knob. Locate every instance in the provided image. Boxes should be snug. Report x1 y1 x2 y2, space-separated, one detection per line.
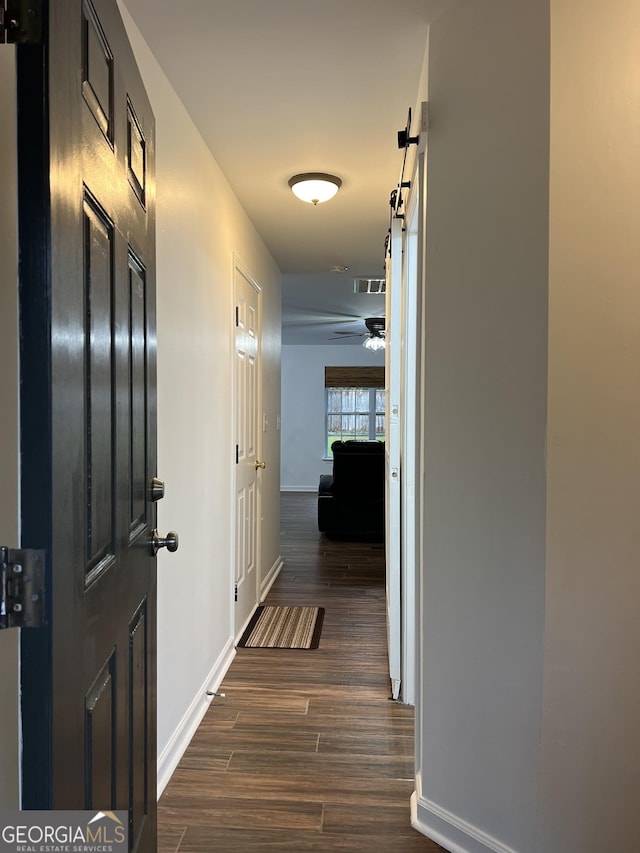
255 460 266 470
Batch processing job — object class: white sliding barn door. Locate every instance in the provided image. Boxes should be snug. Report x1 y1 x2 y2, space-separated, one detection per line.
385 217 404 701
400 163 423 708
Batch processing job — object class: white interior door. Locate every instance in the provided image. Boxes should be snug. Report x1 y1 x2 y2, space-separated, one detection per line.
385 217 404 700
234 260 262 637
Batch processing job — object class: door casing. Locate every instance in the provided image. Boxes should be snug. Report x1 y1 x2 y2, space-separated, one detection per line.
0 45 20 810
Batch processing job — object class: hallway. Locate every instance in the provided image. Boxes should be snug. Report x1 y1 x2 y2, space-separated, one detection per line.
158 491 443 851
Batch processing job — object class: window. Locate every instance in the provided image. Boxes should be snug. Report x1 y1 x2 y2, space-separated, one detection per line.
325 387 385 457
323 365 385 457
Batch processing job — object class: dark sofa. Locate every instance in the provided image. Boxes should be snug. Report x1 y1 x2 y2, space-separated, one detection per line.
317 440 385 541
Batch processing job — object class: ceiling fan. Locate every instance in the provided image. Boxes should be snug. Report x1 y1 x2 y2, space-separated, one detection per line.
282 308 365 328
329 317 386 349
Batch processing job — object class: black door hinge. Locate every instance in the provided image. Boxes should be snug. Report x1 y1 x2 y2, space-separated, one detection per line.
235 306 239 327
0 546 46 629
234 583 238 602
1 0 43 45
235 444 239 464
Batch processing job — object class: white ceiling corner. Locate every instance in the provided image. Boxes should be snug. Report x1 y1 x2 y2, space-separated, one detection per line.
122 0 455 343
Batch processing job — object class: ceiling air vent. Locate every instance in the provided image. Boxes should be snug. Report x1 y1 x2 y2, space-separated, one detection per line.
354 278 386 294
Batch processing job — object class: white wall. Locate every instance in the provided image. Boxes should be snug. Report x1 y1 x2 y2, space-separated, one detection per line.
120 4 282 790
415 2 549 852
0 47 19 811
0 6 281 802
538 2 640 850
281 344 384 490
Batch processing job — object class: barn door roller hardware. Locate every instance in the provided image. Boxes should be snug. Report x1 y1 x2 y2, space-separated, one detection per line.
0 546 45 629
1 0 42 44
397 106 419 149
397 102 429 149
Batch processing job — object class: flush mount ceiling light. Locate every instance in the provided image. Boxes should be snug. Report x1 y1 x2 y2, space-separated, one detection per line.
288 173 342 205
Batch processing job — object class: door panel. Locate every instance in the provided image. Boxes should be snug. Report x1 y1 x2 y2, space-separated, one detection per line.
85 653 117 809
129 252 149 539
18 1 157 849
84 194 116 582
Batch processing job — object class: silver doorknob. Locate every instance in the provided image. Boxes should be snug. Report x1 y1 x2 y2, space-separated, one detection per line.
151 529 179 556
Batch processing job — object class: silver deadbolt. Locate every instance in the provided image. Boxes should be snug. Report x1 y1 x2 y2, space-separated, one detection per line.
151 529 179 556
150 477 165 502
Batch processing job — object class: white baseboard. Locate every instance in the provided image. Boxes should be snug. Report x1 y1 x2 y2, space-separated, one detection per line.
411 773 517 853
156 636 236 799
280 486 318 493
261 555 283 599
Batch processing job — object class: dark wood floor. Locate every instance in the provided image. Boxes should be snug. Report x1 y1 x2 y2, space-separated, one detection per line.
158 491 444 852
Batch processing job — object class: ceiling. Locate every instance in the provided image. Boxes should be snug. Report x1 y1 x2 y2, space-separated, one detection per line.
123 0 454 343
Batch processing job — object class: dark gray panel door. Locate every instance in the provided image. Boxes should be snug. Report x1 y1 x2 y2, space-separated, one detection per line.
18 1 157 850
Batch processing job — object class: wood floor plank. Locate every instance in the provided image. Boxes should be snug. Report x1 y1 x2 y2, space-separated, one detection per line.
317 731 414 757
226 749 413 778
157 492 445 852
160 798 323 832
176 827 443 852
177 745 231 772
200 690 310 714
322 804 432 837
190 724 320 753
233 710 413 734
161 770 416 808
157 824 185 853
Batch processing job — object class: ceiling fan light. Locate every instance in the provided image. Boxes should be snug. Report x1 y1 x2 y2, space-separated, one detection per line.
288 173 342 205
363 334 385 352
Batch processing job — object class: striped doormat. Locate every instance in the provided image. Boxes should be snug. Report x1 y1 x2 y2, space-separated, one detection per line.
238 605 324 649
